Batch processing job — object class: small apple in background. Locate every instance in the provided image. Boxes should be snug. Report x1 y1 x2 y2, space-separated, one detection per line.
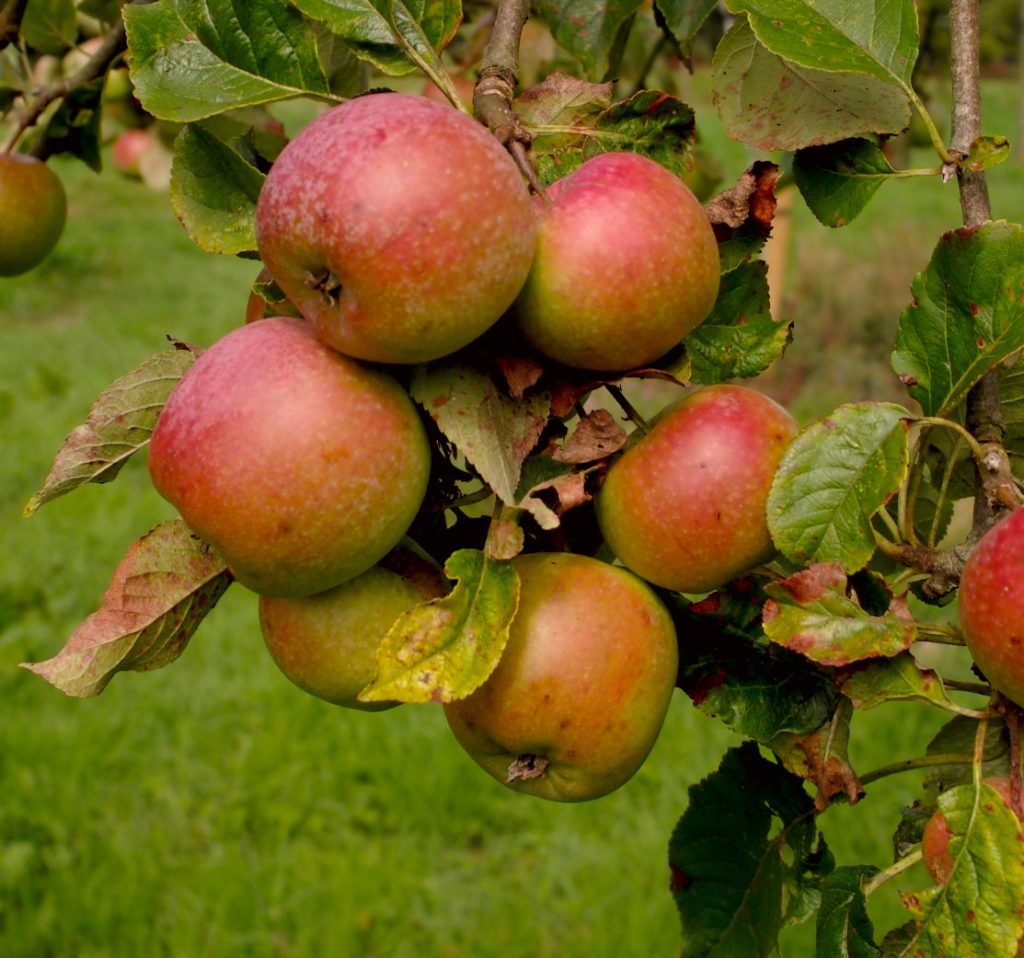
959 507 1024 706
921 777 1017 884
443 552 678 802
148 317 431 598
255 92 537 364
513 151 720 372
259 542 448 710
0 153 67 277
596 384 798 594
111 129 157 177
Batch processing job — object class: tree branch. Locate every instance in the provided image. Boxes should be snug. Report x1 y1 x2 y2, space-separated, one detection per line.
0 0 29 52
473 0 543 192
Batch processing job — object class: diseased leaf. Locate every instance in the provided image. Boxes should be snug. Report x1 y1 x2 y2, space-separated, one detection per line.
171 124 265 255
293 0 462 76
515 71 613 130
793 138 896 228
892 221 1024 417
411 363 550 505
767 402 912 572
816 866 881 958
838 653 960 712
551 409 627 463
763 563 918 666
712 18 911 152
895 783 1024 958
359 549 519 704
25 346 199 516
705 160 781 272
516 470 592 530
685 260 793 384
534 0 644 80
124 0 331 122
965 135 1011 172
21 520 232 697
670 743 831 958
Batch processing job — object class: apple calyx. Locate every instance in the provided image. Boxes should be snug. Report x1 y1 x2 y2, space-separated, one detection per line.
304 267 342 306
507 753 550 783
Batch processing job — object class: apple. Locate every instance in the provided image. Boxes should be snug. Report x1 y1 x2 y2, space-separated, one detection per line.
111 129 158 178
959 507 1024 706
443 552 678 802
0 153 67 277
149 317 431 598
255 92 537 364
259 541 447 710
513 151 720 371
595 384 798 594
921 777 1017 884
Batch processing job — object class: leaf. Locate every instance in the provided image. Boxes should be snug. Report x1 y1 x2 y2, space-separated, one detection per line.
359 549 519 704
705 160 781 272
124 0 331 123
551 409 626 463
21 520 232 697
965 135 1011 172
892 221 1024 417
894 783 1024 958
726 0 919 87
24 346 199 516
170 124 266 255
293 0 462 76
838 653 960 712
712 17 911 152
816 866 881 958
767 402 912 572
21 0 78 54
515 71 614 129
411 363 550 505
924 717 1010 795
655 0 720 49
685 260 793 384
38 77 104 170
670 743 830 958
515 470 592 531
763 563 918 666
534 0 644 80
793 138 896 228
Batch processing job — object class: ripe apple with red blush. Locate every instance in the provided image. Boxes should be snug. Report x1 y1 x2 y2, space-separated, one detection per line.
148 317 431 598
513 151 720 371
255 92 537 364
0 153 67 276
443 552 678 802
596 384 798 594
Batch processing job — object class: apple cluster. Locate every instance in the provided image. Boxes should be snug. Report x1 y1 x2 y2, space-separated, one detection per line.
148 91 796 802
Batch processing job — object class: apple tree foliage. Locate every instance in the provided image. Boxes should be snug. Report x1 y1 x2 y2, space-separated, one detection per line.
6 0 1024 953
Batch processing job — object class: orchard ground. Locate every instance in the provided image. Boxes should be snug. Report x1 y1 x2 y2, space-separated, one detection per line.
1 79 1023 956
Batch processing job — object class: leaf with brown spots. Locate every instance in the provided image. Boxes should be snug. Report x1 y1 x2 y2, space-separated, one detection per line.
551 409 627 463
838 652 962 713
359 549 520 705
22 519 231 697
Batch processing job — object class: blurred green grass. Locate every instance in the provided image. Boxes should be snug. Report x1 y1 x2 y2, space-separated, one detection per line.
1 77 1019 955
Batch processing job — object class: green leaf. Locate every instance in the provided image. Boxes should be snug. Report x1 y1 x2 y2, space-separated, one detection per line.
670 743 829 958
534 0 644 80
170 124 266 255
21 520 232 697
816 866 881 958
293 0 461 76
763 564 918 666
767 402 911 572
24 346 199 517
712 17 911 152
21 0 78 54
655 0 720 49
359 549 520 704
965 135 1011 173
411 363 551 506
892 221 1024 417
726 0 919 87
839 653 960 712
685 260 792 384
896 783 1024 958
793 138 896 228
39 77 104 170
124 0 331 123
924 717 1010 795
516 72 614 131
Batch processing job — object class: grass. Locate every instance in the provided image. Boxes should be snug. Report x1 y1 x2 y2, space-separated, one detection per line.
2 79 1022 955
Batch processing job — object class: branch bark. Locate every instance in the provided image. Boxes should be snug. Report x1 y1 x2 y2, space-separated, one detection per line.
0 0 29 52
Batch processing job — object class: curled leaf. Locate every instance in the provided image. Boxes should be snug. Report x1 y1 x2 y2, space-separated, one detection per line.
22 520 231 697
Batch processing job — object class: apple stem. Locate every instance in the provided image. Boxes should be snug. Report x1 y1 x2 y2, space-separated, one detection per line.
861 848 923 899
605 385 649 435
859 738 1010 787
506 753 550 782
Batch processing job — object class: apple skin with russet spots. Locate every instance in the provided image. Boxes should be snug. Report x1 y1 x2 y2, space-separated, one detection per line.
595 384 798 594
